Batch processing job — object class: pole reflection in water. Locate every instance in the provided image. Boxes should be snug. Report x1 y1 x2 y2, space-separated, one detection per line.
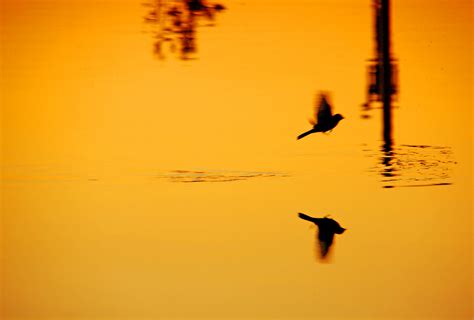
362 0 455 188
373 144 456 188
380 139 397 183
362 0 398 118
143 0 226 60
367 0 399 185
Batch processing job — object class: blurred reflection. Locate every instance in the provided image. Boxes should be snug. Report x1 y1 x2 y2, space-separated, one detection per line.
298 213 346 261
361 0 398 119
297 92 344 140
372 0 398 185
361 1 456 189
380 136 397 182
143 0 226 60
366 144 455 188
156 169 289 183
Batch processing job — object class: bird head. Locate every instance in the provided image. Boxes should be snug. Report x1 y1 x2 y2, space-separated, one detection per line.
334 114 344 122
325 217 346 234
335 227 346 234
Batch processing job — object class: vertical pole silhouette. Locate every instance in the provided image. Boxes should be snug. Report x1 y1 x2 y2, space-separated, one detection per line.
363 0 399 187
361 1 397 119
380 0 392 147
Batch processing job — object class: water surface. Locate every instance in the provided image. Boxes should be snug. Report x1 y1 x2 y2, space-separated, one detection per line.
1 0 472 319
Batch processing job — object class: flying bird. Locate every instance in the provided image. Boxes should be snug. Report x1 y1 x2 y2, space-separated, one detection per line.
297 93 344 140
298 212 346 259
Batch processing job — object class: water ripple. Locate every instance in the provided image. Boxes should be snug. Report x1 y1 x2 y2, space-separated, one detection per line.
365 144 456 189
157 170 289 183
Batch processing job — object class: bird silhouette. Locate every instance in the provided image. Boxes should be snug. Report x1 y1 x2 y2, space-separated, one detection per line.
298 212 346 259
297 93 344 140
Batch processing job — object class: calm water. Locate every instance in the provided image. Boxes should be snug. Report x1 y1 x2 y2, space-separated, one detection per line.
1 0 472 319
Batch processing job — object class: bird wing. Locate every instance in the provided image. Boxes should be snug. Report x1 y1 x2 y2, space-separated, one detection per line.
316 93 333 124
318 230 335 259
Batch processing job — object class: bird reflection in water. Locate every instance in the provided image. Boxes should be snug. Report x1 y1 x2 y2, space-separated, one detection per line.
143 0 226 60
298 213 346 261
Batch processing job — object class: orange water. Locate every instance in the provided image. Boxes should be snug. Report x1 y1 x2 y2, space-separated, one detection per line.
1 0 472 319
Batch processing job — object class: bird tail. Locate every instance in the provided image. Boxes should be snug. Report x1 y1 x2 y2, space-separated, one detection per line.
298 212 317 223
297 129 316 140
